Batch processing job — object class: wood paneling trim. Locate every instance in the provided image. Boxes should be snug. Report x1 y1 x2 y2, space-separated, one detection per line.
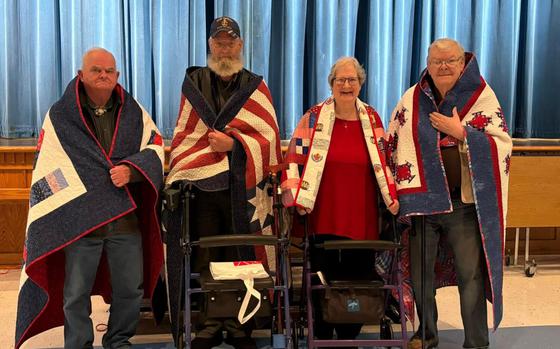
0 253 23 266
0 188 30 200
0 164 33 170
512 146 560 152
0 147 35 153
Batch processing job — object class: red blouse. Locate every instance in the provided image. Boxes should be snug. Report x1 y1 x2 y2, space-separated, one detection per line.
309 118 379 240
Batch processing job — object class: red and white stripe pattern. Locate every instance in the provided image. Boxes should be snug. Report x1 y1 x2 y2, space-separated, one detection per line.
167 81 281 189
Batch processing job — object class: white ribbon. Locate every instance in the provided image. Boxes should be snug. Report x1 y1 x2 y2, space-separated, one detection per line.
210 261 269 324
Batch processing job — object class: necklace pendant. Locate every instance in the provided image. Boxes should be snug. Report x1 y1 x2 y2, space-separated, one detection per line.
94 107 107 116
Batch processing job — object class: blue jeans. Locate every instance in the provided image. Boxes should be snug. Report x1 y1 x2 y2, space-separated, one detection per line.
63 230 143 349
410 199 489 349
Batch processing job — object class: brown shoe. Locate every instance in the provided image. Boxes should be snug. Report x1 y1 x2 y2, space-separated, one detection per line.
407 333 438 349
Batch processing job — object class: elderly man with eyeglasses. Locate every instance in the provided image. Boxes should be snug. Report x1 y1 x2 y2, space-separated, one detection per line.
386 38 512 349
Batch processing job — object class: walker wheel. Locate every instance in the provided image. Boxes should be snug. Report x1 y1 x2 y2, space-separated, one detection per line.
524 259 537 277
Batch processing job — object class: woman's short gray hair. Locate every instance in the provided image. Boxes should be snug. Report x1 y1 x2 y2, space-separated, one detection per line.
328 56 366 88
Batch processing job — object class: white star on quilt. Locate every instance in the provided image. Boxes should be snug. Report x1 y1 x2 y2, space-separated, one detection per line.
247 179 274 231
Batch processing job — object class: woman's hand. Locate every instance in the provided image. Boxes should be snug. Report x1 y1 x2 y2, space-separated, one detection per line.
388 200 400 215
296 206 312 215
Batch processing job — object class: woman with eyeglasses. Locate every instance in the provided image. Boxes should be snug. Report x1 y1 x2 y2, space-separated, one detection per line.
281 56 399 341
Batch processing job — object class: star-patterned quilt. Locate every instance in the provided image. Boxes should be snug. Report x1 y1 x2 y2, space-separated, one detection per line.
386 53 512 330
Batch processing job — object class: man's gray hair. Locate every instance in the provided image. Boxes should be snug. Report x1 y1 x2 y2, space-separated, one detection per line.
81 47 117 69
328 56 366 88
427 38 465 62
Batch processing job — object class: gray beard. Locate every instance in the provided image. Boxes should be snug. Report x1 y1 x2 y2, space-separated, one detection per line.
207 55 244 77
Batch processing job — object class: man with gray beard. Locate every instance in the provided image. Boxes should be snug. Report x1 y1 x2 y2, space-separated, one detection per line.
165 16 282 349
189 17 250 116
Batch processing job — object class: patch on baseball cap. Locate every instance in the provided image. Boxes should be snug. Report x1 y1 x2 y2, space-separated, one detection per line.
209 16 241 38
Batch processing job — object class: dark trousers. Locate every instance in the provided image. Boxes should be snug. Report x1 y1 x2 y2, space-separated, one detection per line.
63 231 143 349
191 188 248 339
309 234 377 340
410 199 489 349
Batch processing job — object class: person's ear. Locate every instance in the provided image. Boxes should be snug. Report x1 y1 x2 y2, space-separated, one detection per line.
78 70 83 80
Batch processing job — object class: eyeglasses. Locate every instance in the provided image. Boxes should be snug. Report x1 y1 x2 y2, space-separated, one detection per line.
334 77 359 86
429 57 464 67
213 41 238 49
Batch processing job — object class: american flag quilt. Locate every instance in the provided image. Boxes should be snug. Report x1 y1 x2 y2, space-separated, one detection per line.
164 68 281 339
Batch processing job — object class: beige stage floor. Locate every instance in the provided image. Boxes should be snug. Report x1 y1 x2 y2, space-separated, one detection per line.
2 256 559 348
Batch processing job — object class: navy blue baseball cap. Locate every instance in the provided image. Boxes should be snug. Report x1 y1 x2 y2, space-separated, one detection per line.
209 16 241 38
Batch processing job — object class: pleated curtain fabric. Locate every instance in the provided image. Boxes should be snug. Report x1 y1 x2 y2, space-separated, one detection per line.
1 0 559 139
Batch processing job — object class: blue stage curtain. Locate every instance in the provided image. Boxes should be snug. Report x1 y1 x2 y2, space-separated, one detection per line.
1 0 558 139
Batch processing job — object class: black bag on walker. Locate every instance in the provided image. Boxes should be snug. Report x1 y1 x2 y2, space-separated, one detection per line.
202 289 272 319
201 262 273 323
321 286 384 324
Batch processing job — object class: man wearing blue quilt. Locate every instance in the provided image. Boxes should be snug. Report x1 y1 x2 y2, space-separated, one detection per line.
15 48 165 349
386 38 512 349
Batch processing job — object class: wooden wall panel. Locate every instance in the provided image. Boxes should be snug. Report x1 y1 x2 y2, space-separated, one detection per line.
0 201 27 266
506 156 560 228
0 142 34 265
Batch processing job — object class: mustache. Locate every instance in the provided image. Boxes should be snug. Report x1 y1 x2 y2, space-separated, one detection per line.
207 55 244 77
